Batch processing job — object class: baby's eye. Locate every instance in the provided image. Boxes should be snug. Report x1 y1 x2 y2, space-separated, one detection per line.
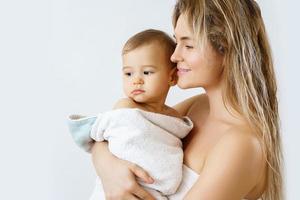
124 72 132 76
144 71 154 75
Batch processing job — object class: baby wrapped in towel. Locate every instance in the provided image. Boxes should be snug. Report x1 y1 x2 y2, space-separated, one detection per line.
68 29 193 199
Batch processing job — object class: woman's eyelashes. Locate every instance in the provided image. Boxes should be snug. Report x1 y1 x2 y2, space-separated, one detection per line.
185 45 194 49
175 41 194 50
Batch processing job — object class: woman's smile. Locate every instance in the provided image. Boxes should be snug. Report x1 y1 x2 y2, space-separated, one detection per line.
177 67 191 76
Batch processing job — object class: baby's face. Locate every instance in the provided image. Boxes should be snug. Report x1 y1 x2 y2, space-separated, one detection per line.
122 43 176 103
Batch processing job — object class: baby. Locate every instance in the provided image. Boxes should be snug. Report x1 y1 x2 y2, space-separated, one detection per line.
68 29 193 199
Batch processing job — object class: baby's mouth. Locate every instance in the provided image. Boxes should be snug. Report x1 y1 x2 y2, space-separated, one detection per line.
131 89 145 95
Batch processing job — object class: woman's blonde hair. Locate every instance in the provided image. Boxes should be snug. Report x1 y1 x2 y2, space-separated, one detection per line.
173 0 284 199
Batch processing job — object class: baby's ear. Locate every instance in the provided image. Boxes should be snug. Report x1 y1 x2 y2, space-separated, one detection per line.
169 67 178 86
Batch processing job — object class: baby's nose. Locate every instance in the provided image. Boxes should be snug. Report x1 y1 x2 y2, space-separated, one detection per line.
133 76 144 85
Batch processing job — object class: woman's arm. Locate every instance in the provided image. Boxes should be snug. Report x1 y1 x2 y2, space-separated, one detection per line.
184 131 264 200
91 142 155 200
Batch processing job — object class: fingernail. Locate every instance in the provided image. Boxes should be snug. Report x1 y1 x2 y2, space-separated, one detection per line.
149 177 154 183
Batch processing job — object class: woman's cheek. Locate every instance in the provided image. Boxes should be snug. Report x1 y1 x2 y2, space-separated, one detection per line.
188 51 204 69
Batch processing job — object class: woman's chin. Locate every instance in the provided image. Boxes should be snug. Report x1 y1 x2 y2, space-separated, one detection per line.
177 80 197 89
177 82 191 89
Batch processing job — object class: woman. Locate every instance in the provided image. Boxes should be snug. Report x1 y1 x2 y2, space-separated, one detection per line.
91 0 283 199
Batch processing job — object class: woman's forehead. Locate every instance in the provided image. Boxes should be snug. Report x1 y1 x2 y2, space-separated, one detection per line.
174 14 193 39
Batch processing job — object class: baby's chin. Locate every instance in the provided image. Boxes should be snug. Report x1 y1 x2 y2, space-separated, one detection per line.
128 96 147 104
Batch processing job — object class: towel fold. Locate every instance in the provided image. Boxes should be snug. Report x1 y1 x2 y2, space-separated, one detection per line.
68 114 96 152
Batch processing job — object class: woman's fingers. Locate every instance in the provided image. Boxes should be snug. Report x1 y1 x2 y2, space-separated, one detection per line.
133 186 156 200
129 163 154 184
105 183 153 200
128 163 155 200
105 193 139 200
125 195 140 200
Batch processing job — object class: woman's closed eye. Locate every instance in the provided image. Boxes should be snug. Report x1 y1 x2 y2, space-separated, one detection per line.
185 45 194 49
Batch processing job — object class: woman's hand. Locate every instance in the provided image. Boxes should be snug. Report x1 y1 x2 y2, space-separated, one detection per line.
91 142 155 200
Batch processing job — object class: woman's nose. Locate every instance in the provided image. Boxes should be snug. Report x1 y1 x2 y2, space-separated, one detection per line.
170 47 183 63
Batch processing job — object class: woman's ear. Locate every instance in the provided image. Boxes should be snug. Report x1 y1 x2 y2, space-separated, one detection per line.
168 67 178 86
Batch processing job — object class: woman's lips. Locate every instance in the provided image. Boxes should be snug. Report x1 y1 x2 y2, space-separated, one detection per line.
177 68 191 76
131 89 145 95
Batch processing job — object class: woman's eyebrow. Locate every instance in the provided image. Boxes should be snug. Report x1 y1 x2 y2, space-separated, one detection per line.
173 34 192 41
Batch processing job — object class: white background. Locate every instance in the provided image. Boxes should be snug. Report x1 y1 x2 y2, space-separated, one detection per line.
0 0 298 199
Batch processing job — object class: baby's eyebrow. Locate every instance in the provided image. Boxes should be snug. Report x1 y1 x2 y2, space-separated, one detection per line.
122 66 132 70
122 65 156 71
141 65 156 69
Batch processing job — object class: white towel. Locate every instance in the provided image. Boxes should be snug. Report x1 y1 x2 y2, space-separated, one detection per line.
90 108 193 196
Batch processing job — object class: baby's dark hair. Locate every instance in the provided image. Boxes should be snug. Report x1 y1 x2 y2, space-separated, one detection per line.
122 29 176 68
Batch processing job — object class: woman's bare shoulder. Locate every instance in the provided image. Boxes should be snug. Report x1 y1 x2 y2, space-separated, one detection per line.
211 127 264 194
186 127 264 199
217 127 263 160
173 93 208 116
211 125 264 168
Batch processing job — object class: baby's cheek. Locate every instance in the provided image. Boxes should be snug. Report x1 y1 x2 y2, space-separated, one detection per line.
123 85 131 97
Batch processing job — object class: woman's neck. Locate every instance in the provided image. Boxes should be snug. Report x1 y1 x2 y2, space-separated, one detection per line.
205 84 244 125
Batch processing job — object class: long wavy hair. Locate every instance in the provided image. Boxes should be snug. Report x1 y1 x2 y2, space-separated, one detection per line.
173 0 284 199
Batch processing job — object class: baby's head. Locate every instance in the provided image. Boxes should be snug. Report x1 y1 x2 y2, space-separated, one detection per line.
121 29 177 104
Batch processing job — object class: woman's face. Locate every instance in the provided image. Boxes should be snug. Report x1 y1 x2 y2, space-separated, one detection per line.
171 14 224 89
